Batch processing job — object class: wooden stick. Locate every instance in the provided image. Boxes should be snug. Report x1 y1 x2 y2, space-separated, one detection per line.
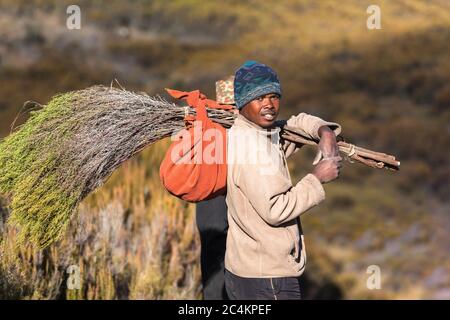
202 108 401 171
280 128 400 171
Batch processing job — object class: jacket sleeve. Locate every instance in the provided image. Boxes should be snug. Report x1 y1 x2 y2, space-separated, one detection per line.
282 113 342 158
237 162 326 226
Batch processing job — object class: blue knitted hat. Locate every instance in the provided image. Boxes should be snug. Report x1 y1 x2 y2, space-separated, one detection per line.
233 60 281 110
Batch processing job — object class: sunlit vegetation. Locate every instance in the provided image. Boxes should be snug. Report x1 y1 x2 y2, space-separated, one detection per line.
0 0 449 299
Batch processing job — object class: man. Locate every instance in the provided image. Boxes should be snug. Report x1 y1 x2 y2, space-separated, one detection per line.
224 61 342 300
195 76 234 300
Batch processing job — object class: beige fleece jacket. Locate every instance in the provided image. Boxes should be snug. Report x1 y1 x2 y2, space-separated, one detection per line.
225 113 341 278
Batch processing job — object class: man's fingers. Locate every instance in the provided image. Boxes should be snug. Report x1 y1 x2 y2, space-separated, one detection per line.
322 151 339 159
324 156 342 163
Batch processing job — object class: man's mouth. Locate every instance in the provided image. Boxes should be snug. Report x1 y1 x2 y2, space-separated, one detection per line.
261 111 276 121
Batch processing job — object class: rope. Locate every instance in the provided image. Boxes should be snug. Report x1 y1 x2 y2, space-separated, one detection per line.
347 144 356 157
344 144 356 163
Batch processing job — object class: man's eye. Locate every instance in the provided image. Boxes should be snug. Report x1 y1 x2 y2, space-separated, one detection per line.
257 97 264 101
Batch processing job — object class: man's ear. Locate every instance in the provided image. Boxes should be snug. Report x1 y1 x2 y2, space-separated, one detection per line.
239 105 245 115
240 103 249 114
239 106 251 121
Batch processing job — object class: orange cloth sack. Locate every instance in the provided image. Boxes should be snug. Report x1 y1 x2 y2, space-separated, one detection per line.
159 89 234 202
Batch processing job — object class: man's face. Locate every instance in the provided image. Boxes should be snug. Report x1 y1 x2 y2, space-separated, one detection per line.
240 93 280 129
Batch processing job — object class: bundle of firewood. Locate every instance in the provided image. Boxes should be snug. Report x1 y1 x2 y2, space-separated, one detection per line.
281 125 400 171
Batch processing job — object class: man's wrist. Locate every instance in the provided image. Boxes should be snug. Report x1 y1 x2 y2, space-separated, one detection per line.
311 172 323 183
318 125 335 139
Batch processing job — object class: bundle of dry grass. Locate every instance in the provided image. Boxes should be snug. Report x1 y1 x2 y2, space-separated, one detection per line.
0 85 399 248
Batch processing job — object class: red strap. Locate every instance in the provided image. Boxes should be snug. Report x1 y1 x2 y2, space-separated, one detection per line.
165 88 235 123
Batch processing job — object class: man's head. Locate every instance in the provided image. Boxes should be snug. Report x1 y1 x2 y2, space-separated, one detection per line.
234 61 281 128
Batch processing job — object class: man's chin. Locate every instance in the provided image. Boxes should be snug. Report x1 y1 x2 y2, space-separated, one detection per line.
259 117 277 128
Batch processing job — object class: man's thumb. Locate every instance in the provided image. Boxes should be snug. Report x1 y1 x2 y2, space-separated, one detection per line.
312 150 323 165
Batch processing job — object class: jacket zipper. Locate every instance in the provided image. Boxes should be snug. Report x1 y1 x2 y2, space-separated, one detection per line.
270 278 278 300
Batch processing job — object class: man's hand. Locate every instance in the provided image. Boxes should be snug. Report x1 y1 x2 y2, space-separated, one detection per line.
312 156 342 184
318 125 339 158
313 125 340 165
312 125 341 183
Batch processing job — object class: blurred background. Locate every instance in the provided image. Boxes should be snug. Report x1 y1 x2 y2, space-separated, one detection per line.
0 0 449 299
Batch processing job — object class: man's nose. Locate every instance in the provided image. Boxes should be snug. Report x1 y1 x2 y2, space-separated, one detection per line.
262 97 274 108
